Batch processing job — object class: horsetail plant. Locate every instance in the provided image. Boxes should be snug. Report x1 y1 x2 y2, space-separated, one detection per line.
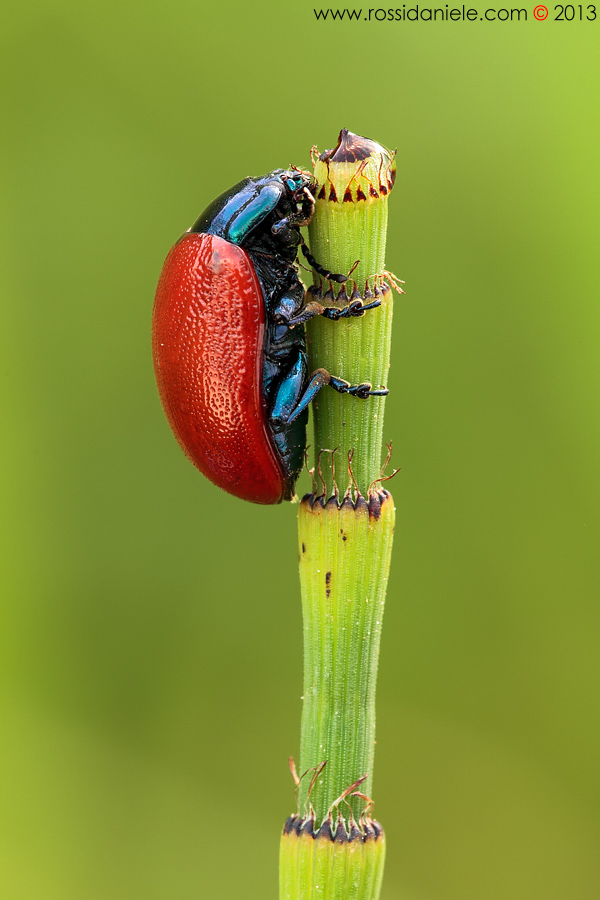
152 126 399 899
280 130 400 900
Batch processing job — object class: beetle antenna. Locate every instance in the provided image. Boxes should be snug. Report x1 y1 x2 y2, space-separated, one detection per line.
300 235 347 284
310 145 320 168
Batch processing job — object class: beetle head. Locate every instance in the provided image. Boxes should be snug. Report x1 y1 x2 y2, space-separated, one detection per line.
281 167 317 221
282 166 313 194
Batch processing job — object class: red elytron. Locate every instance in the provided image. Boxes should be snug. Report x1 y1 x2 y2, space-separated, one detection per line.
152 232 287 504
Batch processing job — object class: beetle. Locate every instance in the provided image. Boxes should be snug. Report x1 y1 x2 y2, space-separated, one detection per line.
152 168 388 504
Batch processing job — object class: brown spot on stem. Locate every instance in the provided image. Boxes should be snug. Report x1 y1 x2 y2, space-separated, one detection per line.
302 542 306 554
343 187 353 202
317 184 326 200
356 185 367 202
328 184 338 202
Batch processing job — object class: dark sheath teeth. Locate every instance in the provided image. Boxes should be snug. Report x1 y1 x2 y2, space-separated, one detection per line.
282 812 384 842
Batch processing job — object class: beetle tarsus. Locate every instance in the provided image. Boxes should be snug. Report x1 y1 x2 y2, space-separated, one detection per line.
328 375 389 399
321 297 382 320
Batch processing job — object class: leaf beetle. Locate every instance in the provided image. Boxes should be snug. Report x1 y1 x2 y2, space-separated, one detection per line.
152 167 388 504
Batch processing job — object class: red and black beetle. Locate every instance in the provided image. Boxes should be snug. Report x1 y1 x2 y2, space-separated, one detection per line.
152 168 387 504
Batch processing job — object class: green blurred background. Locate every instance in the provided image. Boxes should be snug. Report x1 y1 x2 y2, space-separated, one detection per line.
2 3 599 898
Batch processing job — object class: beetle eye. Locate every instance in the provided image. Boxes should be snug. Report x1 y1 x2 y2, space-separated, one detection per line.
286 173 307 193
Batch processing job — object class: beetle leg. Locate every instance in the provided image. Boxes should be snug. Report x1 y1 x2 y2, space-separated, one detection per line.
283 368 388 425
281 301 325 327
283 296 382 329
272 188 315 237
270 353 307 425
272 214 308 237
299 237 347 284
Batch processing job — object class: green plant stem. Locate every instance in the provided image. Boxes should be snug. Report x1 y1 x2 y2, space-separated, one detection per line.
297 493 395 822
280 129 397 900
306 133 396 497
306 293 394 497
